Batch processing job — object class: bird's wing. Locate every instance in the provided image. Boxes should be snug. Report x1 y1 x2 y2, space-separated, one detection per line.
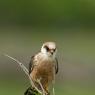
29 55 34 75
55 58 59 74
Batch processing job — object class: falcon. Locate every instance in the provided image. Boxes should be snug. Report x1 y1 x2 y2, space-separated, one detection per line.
29 42 58 94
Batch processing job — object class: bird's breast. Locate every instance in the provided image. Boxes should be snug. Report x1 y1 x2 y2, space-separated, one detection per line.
31 59 55 81
37 59 54 74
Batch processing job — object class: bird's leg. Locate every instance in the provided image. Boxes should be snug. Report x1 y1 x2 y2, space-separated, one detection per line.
44 83 51 95
44 83 49 94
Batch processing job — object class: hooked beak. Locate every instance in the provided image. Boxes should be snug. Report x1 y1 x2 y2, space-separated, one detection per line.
50 50 54 55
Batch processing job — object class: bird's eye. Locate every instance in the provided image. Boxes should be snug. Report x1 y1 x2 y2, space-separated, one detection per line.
53 49 55 52
44 46 49 51
53 48 56 52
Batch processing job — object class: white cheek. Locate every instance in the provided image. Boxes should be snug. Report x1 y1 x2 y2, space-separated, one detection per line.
41 48 47 54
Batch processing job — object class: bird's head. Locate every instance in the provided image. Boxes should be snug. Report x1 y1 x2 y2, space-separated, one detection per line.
41 42 57 58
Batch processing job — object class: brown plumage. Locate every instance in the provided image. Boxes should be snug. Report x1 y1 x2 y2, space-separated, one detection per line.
29 42 58 94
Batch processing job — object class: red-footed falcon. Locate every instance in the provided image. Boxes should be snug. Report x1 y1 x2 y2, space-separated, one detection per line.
29 42 58 94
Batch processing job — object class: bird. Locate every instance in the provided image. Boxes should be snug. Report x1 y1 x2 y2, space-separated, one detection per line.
29 42 58 95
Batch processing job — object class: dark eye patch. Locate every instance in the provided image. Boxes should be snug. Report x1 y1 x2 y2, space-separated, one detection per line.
53 49 56 52
44 45 50 51
52 48 56 52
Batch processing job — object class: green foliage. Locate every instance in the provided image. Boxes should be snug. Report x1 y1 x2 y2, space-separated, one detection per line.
24 86 41 95
0 0 95 25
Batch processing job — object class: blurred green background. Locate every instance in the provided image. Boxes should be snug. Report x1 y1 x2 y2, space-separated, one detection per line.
0 0 95 95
